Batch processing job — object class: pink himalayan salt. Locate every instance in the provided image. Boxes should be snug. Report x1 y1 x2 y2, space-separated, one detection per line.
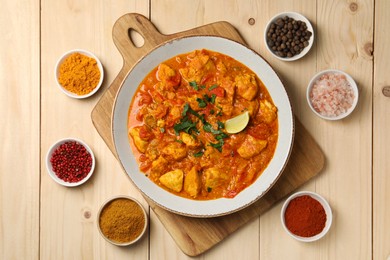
310 73 355 117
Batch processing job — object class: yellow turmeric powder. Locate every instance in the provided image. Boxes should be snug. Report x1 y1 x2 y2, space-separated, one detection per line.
58 52 101 96
99 198 146 243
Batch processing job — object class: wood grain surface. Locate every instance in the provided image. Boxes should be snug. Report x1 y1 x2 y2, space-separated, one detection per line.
91 13 325 256
1 0 385 259
373 0 390 259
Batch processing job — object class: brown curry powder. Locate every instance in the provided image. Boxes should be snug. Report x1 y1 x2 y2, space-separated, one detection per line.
58 52 100 95
99 198 145 243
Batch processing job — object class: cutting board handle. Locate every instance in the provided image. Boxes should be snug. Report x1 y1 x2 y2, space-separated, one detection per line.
112 13 168 67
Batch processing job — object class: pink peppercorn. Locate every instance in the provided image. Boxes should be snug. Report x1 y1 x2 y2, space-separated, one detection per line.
50 141 92 183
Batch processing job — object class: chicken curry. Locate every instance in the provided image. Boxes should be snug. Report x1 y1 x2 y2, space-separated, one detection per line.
128 49 278 200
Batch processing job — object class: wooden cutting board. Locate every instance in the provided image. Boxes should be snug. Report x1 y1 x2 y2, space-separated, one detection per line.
91 13 325 256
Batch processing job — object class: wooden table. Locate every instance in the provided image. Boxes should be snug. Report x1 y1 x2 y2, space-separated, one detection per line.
1 0 389 259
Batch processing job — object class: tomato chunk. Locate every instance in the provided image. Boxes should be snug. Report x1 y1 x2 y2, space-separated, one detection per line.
209 86 225 97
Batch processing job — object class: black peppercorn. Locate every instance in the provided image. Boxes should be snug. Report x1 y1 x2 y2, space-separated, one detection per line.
266 15 312 59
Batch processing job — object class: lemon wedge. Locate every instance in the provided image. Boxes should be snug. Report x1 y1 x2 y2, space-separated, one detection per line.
225 111 250 134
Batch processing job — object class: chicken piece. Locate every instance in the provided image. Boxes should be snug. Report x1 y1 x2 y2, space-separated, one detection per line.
200 146 219 168
166 105 182 126
144 114 157 128
216 61 227 75
156 63 181 90
157 119 165 128
161 142 187 161
246 100 260 117
179 67 198 83
150 156 168 178
237 135 267 159
129 127 149 153
235 74 258 101
183 167 201 198
159 169 184 192
220 76 235 97
147 103 168 119
189 53 210 70
259 100 277 124
203 167 229 190
146 139 159 161
179 51 214 83
233 99 259 117
169 105 182 119
157 63 176 81
215 77 235 116
187 94 204 111
216 97 233 117
180 132 201 149
166 91 176 99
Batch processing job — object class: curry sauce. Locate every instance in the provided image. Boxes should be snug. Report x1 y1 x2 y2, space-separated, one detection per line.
128 49 278 200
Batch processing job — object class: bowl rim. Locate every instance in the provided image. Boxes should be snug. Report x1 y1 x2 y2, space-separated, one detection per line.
264 11 314 61
97 195 148 246
112 35 295 217
280 191 333 242
306 69 359 120
54 49 104 99
45 137 95 187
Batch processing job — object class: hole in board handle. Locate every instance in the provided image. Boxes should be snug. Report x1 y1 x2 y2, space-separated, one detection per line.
128 29 145 48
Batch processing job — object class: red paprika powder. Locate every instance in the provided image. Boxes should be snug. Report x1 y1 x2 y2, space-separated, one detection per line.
50 141 92 183
284 195 327 237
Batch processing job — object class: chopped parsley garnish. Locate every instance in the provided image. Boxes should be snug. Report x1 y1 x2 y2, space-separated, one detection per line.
195 94 216 108
209 84 218 91
215 133 228 140
174 102 228 151
203 122 223 135
182 103 190 116
173 110 198 135
175 103 204 135
196 98 207 108
189 81 199 91
209 141 224 152
210 94 216 104
193 151 204 157
187 106 205 123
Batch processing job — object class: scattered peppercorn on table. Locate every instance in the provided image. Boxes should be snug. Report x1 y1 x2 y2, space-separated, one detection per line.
2 0 390 260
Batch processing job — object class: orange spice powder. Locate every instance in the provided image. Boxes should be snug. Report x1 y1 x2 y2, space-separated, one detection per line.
58 52 101 95
99 198 146 243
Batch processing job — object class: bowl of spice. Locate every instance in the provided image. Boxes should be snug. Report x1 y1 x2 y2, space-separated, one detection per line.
46 138 95 187
55 49 104 99
264 12 314 61
97 196 148 246
281 191 332 242
307 69 358 120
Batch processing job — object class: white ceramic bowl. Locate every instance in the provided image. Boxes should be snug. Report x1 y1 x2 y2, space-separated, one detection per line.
46 138 95 187
112 36 295 217
97 196 148 246
55 49 104 99
307 69 359 120
264 12 314 61
281 191 332 242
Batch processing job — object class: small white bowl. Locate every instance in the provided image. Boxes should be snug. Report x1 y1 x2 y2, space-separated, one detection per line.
55 49 104 99
264 12 314 61
307 69 359 120
281 191 332 242
97 196 148 246
46 138 95 187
